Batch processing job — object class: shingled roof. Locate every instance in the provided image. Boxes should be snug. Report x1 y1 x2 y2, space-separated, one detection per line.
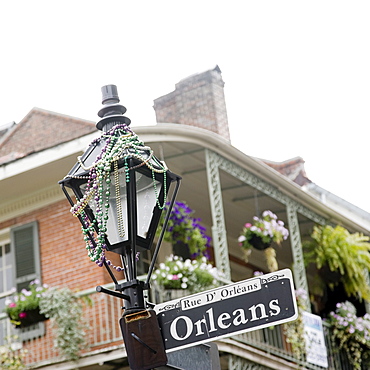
0 108 96 165
263 156 312 186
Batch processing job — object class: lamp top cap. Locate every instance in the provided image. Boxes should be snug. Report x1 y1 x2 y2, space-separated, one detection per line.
101 85 120 105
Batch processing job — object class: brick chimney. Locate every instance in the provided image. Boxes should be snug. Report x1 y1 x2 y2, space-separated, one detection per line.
153 65 230 141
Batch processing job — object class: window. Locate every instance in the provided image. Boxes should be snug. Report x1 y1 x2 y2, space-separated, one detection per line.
0 222 43 343
0 232 12 314
11 222 41 291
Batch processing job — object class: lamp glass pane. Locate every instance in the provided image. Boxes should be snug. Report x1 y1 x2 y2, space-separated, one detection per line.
105 170 129 245
80 168 161 245
136 173 162 239
79 174 129 245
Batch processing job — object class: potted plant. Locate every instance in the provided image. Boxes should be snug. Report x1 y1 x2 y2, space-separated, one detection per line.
157 201 212 259
238 210 289 272
304 224 370 301
4 280 48 328
326 301 370 370
4 282 90 363
152 254 223 300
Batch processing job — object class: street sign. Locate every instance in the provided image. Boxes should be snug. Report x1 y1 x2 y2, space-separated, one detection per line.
155 268 298 352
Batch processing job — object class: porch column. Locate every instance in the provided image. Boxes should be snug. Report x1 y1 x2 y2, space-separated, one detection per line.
205 149 231 281
286 201 311 312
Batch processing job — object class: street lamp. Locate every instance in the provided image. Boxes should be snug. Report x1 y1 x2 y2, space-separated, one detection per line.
59 85 181 370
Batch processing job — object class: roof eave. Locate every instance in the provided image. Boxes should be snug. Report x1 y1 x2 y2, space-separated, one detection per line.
133 123 370 234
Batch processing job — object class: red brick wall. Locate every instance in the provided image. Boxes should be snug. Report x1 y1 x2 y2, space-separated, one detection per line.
2 199 127 365
0 199 125 290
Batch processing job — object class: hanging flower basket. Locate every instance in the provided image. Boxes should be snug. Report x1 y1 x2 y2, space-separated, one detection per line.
157 201 212 259
4 280 49 327
303 224 370 301
14 308 48 328
248 234 271 250
238 210 289 251
238 210 289 272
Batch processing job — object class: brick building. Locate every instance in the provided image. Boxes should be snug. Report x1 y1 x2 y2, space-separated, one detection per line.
1 69 369 369
0 109 127 368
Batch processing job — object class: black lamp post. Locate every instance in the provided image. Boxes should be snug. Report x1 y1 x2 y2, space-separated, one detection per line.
59 85 181 370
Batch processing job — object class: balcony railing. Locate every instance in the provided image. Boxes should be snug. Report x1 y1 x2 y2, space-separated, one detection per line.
0 283 126 368
152 286 353 370
0 282 353 369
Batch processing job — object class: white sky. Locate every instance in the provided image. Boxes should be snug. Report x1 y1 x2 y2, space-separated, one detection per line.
1 1 370 213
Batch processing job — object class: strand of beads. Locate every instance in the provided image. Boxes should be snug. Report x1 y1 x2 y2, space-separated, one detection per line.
70 122 169 272
114 158 126 238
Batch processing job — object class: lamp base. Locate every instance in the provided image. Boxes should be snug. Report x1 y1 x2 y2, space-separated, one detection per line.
120 309 167 370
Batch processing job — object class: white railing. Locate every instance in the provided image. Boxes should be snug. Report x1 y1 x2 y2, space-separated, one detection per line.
0 282 126 368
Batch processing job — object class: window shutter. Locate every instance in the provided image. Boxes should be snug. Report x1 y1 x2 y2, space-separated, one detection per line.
11 222 40 291
10 222 44 340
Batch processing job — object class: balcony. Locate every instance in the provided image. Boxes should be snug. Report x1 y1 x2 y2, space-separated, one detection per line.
0 281 353 370
0 284 126 369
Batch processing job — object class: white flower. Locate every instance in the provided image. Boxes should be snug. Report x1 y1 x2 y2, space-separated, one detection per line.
21 289 32 296
238 235 246 242
184 259 192 267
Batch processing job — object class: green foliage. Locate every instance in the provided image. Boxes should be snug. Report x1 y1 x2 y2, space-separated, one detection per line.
152 255 223 293
4 280 47 326
326 301 370 370
39 287 90 362
283 289 308 360
0 336 27 370
4 282 90 363
304 225 370 300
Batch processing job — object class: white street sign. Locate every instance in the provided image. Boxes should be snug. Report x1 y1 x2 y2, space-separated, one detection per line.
155 268 298 352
